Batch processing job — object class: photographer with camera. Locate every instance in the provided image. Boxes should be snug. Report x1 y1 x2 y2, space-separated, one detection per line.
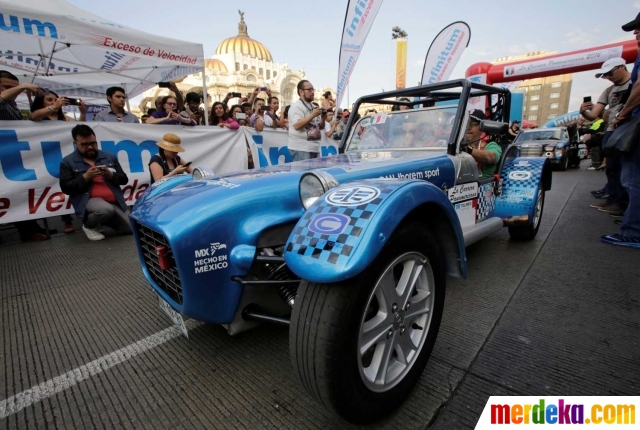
288 80 326 161
181 92 206 125
251 97 269 131
29 90 87 122
146 95 196 126
93 86 139 123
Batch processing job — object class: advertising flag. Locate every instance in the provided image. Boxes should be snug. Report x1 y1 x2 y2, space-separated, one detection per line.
336 0 384 108
396 39 407 89
421 21 471 85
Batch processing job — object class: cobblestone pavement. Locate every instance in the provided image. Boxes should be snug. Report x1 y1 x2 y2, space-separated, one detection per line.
1 166 638 429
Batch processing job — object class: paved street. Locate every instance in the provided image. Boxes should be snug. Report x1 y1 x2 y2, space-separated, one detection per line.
1 164 638 430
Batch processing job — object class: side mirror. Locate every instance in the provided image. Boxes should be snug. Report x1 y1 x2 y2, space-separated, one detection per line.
480 120 509 136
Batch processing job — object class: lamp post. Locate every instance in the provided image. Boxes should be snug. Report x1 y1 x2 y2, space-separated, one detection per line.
392 27 408 90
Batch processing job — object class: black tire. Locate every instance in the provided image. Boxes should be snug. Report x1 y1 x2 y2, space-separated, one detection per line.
289 223 446 424
509 188 545 240
559 154 568 171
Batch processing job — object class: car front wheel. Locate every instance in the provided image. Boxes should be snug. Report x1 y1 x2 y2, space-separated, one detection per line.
289 223 445 424
509 188 545 240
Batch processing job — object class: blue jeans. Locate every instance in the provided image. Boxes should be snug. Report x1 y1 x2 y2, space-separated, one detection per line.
289 150 318 161
620 142 640 239
603 131 627 206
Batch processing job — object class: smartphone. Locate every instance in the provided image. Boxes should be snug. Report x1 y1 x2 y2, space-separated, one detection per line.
158 82 171 88
583 96 592 103
66 97 80 106
231 92 242 98
260 105 270 111
259 87 267 91
184 161 192 167
236 112 247 120
96 165 108 170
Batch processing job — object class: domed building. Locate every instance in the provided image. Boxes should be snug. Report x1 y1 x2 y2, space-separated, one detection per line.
138 12 334 114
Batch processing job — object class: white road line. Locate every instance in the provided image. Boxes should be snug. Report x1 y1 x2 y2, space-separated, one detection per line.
0 320 202 419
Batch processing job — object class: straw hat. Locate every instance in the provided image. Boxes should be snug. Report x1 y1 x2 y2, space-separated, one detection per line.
156 133 185 153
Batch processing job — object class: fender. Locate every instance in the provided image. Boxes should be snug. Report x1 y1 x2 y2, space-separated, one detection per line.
495 157 551 222
284 178 466 284
132 174 192 210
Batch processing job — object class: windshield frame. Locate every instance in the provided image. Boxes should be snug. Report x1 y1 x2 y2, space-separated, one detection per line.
343 105 459 153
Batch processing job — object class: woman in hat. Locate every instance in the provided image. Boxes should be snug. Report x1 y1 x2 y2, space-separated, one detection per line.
149 133 193 184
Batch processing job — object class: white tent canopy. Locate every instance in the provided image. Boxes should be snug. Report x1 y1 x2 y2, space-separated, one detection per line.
0 0 205 105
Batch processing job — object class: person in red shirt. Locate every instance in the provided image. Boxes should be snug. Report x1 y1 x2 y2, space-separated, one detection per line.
59 125 131 241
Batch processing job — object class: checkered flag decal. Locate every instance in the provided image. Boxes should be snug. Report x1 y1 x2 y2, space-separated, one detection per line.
286 181 400 265
477 183 496 221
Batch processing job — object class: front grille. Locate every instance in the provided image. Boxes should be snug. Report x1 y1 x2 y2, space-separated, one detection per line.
520 146 544 157
135 222 183 305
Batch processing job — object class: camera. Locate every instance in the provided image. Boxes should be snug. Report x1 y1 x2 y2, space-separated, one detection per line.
260 105 270 112
66 97 80 106
158 82 171 88
321 108 327 115
259 87 267 91
231 92 242 98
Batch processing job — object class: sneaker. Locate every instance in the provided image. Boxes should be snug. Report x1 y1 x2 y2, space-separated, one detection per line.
601 234 640 249
595 193 610 200
590 201 609 209
63 223 75 234
598 203 625 213
82 225 105 241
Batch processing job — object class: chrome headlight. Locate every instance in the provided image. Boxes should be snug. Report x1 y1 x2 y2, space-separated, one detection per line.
299 171 339 209
555 148 564 157
192 167 215 180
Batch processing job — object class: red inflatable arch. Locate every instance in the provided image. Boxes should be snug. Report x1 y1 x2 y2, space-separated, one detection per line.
465 40 638 85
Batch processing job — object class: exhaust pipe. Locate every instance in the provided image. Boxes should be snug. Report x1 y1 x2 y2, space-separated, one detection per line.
502 215 529 227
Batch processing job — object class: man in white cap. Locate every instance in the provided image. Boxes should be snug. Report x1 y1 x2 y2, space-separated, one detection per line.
601 14 640 249
580 57 631 215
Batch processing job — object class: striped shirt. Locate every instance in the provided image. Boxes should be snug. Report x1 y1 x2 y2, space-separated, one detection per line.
0 97 23 120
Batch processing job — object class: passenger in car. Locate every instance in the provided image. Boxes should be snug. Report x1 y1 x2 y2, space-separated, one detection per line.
462 110 502 179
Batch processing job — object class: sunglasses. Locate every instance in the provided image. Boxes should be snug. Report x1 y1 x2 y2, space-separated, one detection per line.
75 141 98 148
601 66 621 78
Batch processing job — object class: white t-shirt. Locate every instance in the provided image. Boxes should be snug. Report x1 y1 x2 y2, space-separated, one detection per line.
288 98 320 153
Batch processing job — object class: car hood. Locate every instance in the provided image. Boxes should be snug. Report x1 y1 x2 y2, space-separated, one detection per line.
514 139 565 147
129 150 456 237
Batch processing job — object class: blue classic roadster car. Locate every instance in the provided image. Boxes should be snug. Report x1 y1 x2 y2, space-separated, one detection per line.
129 80 551 424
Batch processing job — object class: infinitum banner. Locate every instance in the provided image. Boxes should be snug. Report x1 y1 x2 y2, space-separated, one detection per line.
336 0 384 108
421 21 471 85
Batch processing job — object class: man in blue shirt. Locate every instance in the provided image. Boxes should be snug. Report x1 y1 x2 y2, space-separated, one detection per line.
601 13 640 249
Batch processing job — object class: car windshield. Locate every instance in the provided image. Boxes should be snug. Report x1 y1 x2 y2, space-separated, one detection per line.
345 106 458 151
514 129 563 142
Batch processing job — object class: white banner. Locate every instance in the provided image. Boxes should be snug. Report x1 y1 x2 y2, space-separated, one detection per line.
0 122 246 224
502 45 624 79
245 128 340 167
336 0 383 108
0 0 204 101
421 21 471 85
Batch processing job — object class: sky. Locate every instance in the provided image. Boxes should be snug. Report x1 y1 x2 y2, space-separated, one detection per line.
69 0 640 114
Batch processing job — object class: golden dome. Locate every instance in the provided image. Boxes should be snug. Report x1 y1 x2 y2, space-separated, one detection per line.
215 12 273 62
204 59 228 73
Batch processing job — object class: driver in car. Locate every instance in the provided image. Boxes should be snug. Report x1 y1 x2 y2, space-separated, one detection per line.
461 110 502 179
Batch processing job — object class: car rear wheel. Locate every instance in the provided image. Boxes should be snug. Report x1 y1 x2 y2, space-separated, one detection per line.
289 223 445 424
509 188 544 240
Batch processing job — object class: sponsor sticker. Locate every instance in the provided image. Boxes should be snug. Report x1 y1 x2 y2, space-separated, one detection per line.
508 171 533 181
193 242 228 274
448 182 478 203
309 214 351 235
326 185 380 207
515 160 531 167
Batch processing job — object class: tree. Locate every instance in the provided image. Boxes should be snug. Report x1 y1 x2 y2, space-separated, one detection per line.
391 26 408 39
